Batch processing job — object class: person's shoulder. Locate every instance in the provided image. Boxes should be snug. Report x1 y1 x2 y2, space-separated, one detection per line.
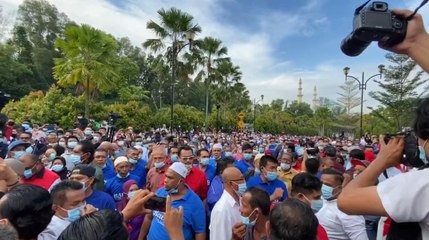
247 175 261 184
129 173 141 180
44 168 60 179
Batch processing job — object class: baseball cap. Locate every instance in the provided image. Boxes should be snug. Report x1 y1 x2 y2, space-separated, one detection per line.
71 164 96 178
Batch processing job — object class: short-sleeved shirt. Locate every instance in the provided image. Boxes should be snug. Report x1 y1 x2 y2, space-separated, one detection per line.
104 174 141 202
377 168 429 239
85 190 116 210
185 167 208 200
246 175 288 202
146 166 168 192
148 186 206 240
130 159 147 186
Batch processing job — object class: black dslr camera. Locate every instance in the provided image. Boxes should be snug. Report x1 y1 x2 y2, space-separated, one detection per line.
341 1 407 56
384 131 423 168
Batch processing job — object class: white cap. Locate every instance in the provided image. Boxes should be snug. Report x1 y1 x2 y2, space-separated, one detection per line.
114 156 129 167
212 143 222 150
169 162 188 178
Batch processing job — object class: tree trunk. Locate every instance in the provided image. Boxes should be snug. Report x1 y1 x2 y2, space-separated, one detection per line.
85 77 90 119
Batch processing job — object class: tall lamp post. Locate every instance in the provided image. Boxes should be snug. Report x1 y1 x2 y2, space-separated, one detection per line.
343 64 385 138
253 94 264 132
169 31 195 133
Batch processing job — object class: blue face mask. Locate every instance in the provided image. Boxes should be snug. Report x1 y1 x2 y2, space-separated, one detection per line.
154 161 165 169
25 146 33 154
255 168 261 175
311 199 324 213
232 181 247 196
23 168 34 179
128 191 137 199
171 154 178 162
258 147 265 153
67 141 78 149
49 152 57 161
62 203 86 222
84 130 93 135
241 208 257 227
167 180 181 195
266 171 278 181
14 150 26 159
129 158 138 165
200 158 210 166
225 152 233 157
51 164 64 172
243 153 252 161
321 184 337 201
70 154 81 165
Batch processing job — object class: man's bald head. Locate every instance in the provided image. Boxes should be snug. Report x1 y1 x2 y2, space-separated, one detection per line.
222 167 243 182
98 141 112 150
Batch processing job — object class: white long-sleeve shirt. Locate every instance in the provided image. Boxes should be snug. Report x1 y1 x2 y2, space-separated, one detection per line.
209 190 241 240
316 199 368 240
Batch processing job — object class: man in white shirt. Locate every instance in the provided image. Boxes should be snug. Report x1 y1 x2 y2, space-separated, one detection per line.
210 167 246 240
38 180 95 240
316 169 368 240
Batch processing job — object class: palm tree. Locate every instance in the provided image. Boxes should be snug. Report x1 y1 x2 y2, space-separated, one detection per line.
53 24 119 118
193 37 229 128
213 60 242 106
143 7 201 130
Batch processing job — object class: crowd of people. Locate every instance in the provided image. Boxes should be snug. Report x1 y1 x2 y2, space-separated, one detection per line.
0 7 428 240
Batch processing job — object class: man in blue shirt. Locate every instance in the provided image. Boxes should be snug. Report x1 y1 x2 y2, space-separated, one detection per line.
104 156 140 202
92 149 116 180
247 155 288 202
235 143 255 176
196 149 216 185
69 164 116 210
141 162 206 240
127 147 147 186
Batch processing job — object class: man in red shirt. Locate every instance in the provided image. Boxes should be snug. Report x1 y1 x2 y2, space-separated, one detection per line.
20 153 60 191
179 145 208 200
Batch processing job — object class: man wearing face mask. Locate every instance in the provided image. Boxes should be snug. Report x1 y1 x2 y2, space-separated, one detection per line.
69 165 116 210
232 187 270 240
146 146 169 192
126 147 147 187
247 155 288 202
316 169 367 240
178 145 208 200
71 140 105 191
210 167 246 240
277 151 298 196
92 149 116 180
7 140 31 160
38 180 96 240
196 148 216 185
19 154 60 191
235 143 255 176
290 173 329 240
105 156 140 202
142 162 206 240
211 143 223 162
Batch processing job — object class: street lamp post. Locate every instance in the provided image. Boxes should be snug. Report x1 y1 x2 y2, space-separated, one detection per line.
253 94 264 132
169 31 195 133
343 64 385 138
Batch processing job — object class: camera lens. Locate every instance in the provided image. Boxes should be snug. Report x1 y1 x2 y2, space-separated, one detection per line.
340 34 371 57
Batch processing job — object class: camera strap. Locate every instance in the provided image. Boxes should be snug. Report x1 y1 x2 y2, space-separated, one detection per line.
406 0 429 21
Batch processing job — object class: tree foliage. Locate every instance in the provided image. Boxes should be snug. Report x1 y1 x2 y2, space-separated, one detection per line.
337 80 360 114
369 53 426 131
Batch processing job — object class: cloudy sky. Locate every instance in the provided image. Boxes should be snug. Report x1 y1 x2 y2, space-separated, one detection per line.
1 0 427 111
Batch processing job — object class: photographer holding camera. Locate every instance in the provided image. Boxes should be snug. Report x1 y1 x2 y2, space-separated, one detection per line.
338 6 429 239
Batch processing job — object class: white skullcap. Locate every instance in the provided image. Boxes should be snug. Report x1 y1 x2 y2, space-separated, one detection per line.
114 156 129 167
169 162 188 179
212 143 223 150
134 145 144 150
